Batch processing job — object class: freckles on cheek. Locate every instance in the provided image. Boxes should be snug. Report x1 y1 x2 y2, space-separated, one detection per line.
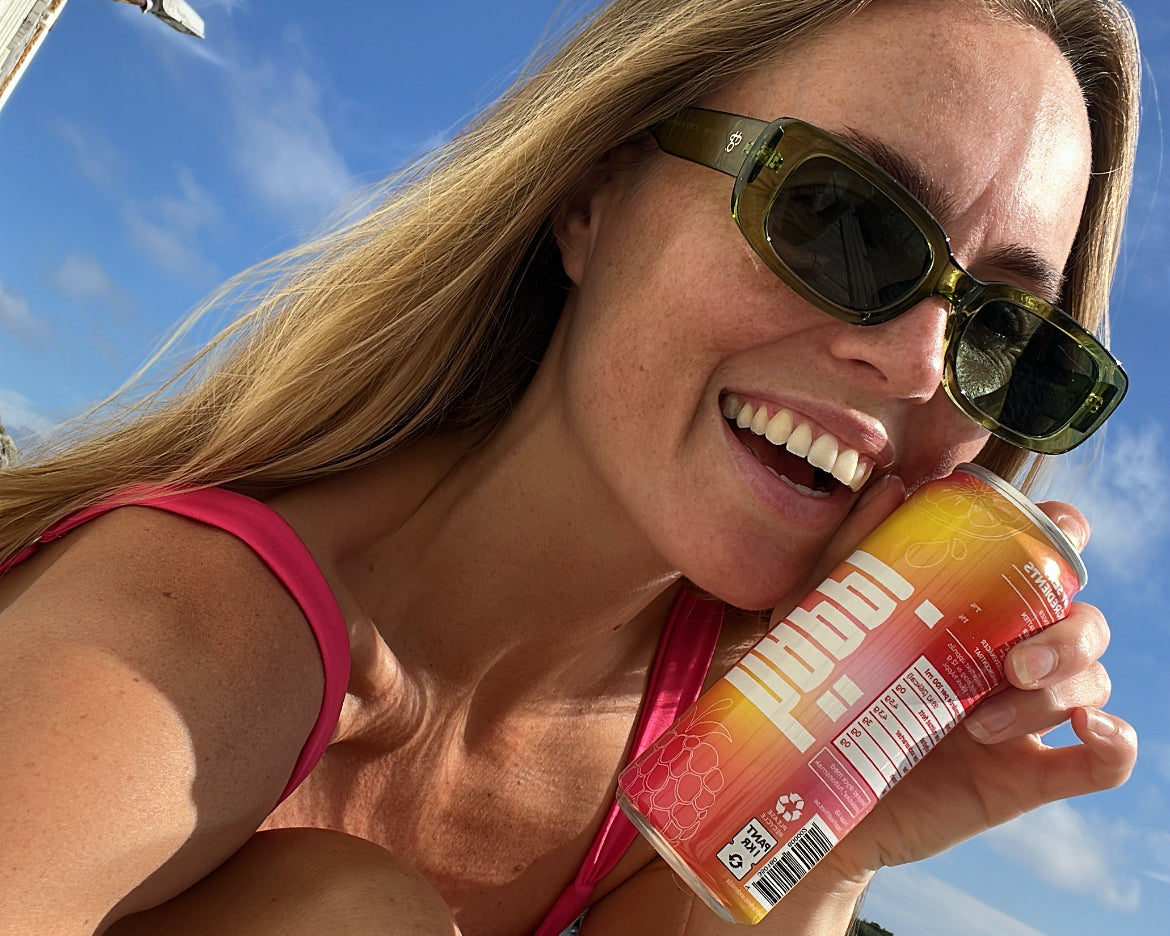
679 248 780 348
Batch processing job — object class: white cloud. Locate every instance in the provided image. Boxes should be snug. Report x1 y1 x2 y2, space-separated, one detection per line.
981 801 1140 912
57 121 123 195
157 164 221 234
0 388 54 443
1049 423 1170 588
49 254 131 313
127 163 221 282
227 61 353 230
121 3 352 231
122 207 218 284
864 865 1052 936
1147 830 1170 887
58 116 221 285
0 280 51 348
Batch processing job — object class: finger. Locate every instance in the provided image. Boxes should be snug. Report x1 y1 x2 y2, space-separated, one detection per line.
1034 500 1090 552
965 661 1111 743
1004 601 1110 690
1028 708 1138 800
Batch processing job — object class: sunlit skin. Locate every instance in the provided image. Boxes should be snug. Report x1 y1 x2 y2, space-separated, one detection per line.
90 3 1136 935
549 9 1091 612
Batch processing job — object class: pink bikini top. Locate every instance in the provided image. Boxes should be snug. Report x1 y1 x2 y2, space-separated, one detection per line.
1 487 724 933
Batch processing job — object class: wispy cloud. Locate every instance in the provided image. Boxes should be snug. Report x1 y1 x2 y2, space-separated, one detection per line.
115 2 353 233
157 164 221 234
0 280 51 348
865 865 1051 936
226 60 353 231
1147 830 1170 887
0 387 54 444
981 801 1141 912
122 206 219 284
58 119 221 285
1048 422 1170 590
48 254 132 314
116 162 222 283
56 121 124 195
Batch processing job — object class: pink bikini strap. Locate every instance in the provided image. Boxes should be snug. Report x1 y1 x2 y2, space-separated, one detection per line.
2 489 350 802
533 589 724 936
0 503 116 575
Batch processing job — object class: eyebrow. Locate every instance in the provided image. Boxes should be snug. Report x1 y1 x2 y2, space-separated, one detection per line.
981 244 1066 304
838 128 959 225
838 127 1066 303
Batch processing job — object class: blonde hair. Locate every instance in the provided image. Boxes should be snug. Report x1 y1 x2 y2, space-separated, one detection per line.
0 0 1141 561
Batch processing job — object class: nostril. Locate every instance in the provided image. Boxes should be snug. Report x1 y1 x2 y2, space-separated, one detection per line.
828 300 949 399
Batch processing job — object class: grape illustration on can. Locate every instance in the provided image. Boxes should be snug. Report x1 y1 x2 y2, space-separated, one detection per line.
622 699 732 841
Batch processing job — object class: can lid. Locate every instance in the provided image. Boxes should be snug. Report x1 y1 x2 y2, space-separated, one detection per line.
955 463 1088 588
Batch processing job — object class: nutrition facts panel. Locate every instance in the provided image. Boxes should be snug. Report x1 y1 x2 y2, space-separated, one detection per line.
832 656 966 797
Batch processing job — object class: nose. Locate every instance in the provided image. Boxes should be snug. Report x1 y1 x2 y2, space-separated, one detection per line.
826 299 950 401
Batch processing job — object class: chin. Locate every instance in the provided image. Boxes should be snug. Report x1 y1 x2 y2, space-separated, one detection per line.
683 556 817 614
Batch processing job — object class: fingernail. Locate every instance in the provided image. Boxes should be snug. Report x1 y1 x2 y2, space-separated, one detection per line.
1053 511 1090 553
966 700 1015 742
1012 646 1057 686
1085 708 1118 738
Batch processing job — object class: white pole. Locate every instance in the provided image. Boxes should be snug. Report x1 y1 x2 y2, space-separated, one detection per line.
0 0 70 114
0 0 203 115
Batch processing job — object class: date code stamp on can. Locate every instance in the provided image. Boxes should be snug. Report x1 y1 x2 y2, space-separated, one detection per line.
717 818 778 881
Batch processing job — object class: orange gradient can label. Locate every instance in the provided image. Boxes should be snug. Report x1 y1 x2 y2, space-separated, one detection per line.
616 464 1086 924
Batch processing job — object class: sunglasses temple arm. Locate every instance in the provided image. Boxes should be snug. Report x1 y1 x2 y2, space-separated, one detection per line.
650 109 772 177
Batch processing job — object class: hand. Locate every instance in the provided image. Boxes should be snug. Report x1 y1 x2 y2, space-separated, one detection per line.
815 498 1137 883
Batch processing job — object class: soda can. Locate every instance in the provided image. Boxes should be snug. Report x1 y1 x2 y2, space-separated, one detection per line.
616 463 1086 923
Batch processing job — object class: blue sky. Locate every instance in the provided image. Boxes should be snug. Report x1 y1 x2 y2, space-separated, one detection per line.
1 1 1167 933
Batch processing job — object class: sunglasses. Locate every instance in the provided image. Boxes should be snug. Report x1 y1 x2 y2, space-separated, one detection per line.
651 107 1127 454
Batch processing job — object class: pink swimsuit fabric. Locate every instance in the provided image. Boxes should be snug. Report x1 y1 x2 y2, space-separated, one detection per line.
2 487 724 930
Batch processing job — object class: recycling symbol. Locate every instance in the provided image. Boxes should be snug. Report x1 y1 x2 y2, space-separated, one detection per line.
728 854 743 870
776 792 804 823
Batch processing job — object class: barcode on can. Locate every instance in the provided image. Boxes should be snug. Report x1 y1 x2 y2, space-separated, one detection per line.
744 817 838 909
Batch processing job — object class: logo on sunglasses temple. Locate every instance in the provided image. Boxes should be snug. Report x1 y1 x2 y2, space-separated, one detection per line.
725 130 743 153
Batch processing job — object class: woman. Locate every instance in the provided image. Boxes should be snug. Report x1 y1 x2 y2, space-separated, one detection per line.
0 0 1140 933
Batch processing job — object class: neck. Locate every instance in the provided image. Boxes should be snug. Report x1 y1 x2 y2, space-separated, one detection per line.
296 380 685 700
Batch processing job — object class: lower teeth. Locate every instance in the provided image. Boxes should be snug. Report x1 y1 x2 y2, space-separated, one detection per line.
764 465 832 498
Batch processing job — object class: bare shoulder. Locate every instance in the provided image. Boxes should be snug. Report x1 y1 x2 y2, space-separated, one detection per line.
0 505 327 933
3 503 325 719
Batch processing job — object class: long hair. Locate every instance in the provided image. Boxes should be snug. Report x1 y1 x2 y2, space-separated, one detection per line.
0 0 1140 561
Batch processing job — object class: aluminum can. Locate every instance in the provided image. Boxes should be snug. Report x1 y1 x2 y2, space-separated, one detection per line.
616 464 1086 924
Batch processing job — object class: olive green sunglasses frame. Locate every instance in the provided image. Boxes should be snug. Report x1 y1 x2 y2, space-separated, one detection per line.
650 107 1128 454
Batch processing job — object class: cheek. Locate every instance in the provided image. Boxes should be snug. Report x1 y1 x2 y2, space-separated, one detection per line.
902 410 992 491
568 210 754 377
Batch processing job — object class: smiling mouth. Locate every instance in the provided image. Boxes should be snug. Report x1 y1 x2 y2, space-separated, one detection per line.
722 394 874 496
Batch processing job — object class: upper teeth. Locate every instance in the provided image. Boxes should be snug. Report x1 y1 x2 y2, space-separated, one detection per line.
722 395 873 492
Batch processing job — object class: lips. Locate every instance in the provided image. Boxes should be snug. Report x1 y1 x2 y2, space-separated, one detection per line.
722 394 875 495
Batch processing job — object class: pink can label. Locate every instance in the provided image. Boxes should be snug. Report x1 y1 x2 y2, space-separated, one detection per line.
617 467 1084 923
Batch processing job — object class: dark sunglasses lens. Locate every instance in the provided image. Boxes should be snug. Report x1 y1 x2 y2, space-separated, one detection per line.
954 300 1099 437
765 156 932 312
